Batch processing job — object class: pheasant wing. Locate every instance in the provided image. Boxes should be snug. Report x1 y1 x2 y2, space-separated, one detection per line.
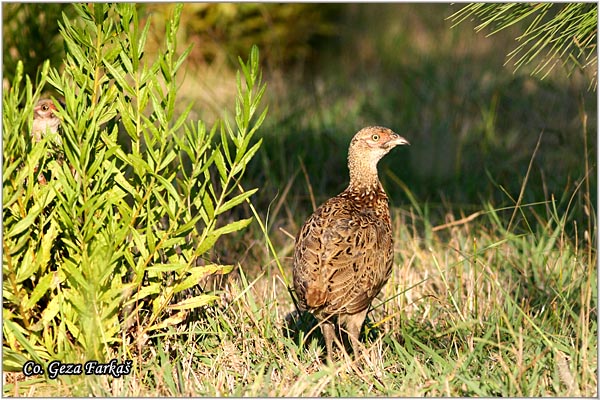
293 201 393 315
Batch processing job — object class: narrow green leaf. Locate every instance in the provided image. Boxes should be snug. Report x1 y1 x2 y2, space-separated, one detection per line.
195 231 219 256
213 217 253 236
157 150 177 172
168 294 220 311
41 294 62 325
62 261 90 293
15 248 41 283
174 44 193 74
220 121 233 164
153 173 182 209
2 348 31 372
6 194 54 239
233 139 262 175
147 311 187 331
216 189 258 216
173 264 234 294
22 274 54 311
202 190 215 221
103 60 134 93
119 50 135 75
214 148 228 180
3 320 46 366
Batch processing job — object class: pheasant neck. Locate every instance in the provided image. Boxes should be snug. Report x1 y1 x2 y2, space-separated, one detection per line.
347 156 383 192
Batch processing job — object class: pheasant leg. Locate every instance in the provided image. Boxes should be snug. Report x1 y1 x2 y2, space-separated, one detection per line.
321 321 336 362
344 309 368 358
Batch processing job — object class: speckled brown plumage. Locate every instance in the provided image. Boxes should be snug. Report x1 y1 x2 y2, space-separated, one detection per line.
293 126 409 360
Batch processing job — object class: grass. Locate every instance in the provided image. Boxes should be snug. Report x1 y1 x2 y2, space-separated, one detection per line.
3 4 597 397
5 196 595 396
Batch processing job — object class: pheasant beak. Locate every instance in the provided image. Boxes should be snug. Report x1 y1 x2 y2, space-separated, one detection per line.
387 133 410 148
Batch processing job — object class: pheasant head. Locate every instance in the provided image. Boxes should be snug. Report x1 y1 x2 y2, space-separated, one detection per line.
347 126 409 190
32 99 62 145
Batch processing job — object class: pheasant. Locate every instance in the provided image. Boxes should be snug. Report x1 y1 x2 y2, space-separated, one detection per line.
31 99 65 185
32 99 61 145
293 126 409 360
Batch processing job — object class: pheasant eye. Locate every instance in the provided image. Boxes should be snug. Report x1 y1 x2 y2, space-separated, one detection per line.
371 134 380 141
41 104 49 111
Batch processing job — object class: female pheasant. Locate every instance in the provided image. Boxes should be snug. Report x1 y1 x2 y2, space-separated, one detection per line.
32 99 61 145
293 126 409 360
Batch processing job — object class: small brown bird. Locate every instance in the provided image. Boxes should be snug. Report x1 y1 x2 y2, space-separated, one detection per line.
32 99 61 145
293 126 409 360
31 99 64 185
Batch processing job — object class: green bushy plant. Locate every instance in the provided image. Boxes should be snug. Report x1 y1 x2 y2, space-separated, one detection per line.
3 3 266 371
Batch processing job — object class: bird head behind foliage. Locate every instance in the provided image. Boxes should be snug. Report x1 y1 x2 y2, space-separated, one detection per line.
32 99 62 146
